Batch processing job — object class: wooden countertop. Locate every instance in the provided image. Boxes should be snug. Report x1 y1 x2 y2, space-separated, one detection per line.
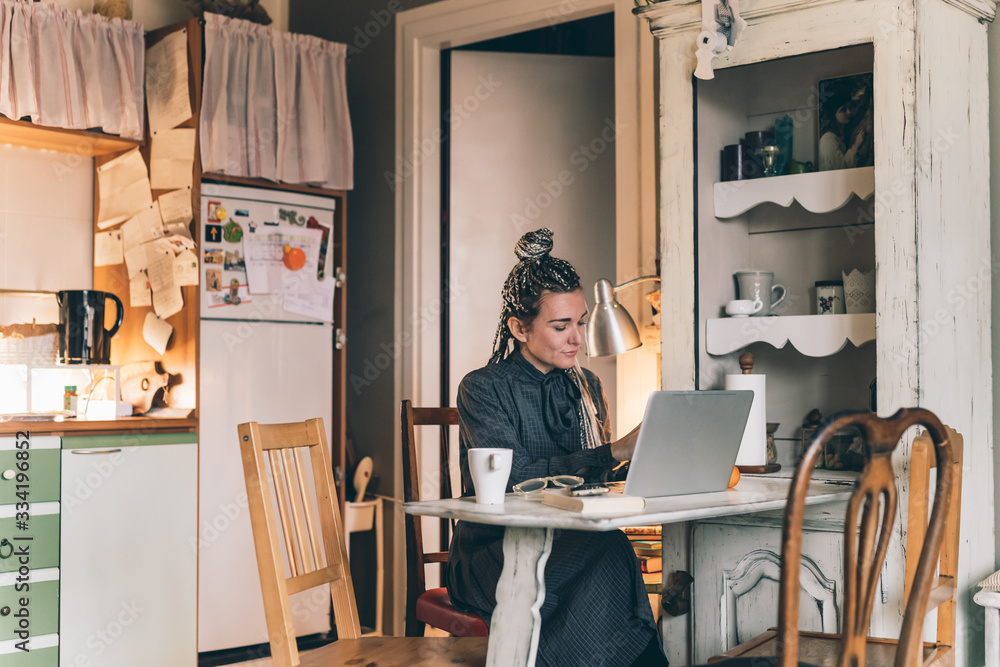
0 416 197 437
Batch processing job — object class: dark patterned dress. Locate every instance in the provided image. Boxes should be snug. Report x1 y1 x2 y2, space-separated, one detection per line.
445 350 658 667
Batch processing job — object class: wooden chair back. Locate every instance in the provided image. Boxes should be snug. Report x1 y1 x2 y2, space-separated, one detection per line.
239 418 361 667
400 400 461 635
778 408 955 667
903 426 964 654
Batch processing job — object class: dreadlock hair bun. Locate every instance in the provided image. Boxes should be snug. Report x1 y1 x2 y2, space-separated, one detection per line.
488 228 582 364
514 228 554 261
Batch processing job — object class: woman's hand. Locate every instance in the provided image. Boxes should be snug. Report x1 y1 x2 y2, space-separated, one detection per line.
610 423 641 462
851 129 866 150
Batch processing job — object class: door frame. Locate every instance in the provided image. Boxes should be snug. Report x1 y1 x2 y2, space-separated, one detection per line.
393 0 657 635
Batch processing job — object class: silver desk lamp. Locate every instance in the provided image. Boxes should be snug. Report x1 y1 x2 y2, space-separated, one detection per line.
586 275 660 357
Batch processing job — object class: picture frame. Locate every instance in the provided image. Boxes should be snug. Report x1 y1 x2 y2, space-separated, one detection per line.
817 72 874 172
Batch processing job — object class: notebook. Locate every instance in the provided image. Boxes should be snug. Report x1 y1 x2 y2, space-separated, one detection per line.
621 390 754 499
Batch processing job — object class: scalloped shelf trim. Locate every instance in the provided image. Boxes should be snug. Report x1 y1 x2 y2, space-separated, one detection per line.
707 313 875 357
713 166 875 218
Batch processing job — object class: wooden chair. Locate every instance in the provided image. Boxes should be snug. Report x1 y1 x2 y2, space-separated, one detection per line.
705 408 959 667
238 418 487 667
400 400 489 638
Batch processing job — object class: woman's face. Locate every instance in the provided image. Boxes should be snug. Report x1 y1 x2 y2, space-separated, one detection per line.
835 103 852 126
509 289 588 374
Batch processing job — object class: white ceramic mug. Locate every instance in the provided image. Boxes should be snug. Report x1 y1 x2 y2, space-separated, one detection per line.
468 448 513 505
725 299 763 317
735 271 786 316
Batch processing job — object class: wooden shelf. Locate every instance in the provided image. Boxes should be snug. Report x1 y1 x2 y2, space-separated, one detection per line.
0 115 141 156
706 313 875 357
713 166 875 219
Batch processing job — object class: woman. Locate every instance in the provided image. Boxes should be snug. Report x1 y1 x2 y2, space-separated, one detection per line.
818 90 866 171
445 228 667 667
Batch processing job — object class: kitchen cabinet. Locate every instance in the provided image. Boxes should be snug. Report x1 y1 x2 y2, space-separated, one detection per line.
0 435 61 667
636 0 994 664
60 433 196 667
691 500 848 662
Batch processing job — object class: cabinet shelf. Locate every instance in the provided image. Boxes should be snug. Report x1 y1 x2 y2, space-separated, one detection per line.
0 115 141 156
706 313 875 357
713 167 875 219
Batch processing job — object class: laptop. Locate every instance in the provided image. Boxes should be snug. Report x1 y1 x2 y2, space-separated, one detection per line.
620 390 754 498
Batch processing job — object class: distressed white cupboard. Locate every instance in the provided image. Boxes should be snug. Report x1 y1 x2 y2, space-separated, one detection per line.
636 0 995 664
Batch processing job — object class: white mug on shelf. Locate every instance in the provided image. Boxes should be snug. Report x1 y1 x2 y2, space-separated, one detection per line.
735 271 786 316
725 299 763 317
469 448 513 505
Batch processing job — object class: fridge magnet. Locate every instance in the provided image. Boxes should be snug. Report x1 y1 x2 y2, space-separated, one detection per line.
235 209 250 217
248 221 258 233
205 224 223 243
279 208 306 226
214 205 228 222
204 248 224 265
817 72 873 172
283 245 306 271
224 250 246 271
206 268 222 292
306 215 331 278
224 279 243 305
223 220 244 243
207 200 222 222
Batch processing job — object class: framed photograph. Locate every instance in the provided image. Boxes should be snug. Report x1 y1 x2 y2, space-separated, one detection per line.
817 73 874 171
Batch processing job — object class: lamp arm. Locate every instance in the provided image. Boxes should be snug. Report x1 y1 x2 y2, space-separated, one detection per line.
612 275 660 293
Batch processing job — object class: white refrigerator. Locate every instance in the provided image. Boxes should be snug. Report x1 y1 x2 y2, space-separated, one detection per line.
198 183 336 652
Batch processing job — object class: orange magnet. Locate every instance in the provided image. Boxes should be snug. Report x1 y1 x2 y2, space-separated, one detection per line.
283 245 306 270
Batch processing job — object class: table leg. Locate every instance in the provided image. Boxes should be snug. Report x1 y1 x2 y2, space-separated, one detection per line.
487 526 554 667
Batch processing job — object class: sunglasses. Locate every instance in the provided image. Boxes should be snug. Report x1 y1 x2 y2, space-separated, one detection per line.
512 475 585 499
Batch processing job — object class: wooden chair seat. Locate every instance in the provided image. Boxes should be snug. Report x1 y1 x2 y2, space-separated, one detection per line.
709 630 941 666
415 587 490 637
295 637 486 666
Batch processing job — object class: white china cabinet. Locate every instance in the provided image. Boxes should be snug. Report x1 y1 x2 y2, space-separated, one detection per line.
636 0 995 664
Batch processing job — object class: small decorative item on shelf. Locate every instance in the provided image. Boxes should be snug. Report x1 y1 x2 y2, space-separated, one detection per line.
815 280 845 314
796 408 823 465
765 422 779 465
759 144 781 177
786 159 815 174
183 0 272 24
773 115 793 175
721 143 747 181
842 268 875 313
743 130 773 179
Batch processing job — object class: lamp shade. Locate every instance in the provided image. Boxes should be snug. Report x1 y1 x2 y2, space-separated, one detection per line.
586 279 642 357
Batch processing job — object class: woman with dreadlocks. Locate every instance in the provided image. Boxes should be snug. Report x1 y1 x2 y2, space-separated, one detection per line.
445 229 668 667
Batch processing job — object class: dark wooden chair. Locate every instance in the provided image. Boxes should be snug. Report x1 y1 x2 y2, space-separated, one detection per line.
705 408 958 667
401 400 489 638
239 418 486 666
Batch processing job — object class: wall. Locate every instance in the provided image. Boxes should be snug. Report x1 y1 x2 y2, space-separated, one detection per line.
0 145 94 325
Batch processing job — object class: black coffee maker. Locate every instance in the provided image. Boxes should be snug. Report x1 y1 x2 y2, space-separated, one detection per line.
56 290 124 364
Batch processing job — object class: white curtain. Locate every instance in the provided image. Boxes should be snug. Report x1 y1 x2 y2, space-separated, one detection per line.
201 13 353 190
0 0 144 140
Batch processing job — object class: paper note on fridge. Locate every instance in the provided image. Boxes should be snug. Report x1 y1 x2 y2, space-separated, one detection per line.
97 148 153 229
242 226 334 318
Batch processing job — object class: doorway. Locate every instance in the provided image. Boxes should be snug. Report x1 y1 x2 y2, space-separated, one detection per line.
443 14 618 423
394 0 657 636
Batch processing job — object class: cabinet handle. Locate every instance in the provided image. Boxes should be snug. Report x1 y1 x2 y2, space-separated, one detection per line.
2 469 13 480
0 606 9 616
0 538 12 559
70 448 122 455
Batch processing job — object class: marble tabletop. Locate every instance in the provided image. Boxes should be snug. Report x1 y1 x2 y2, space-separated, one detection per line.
403 475 854 531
